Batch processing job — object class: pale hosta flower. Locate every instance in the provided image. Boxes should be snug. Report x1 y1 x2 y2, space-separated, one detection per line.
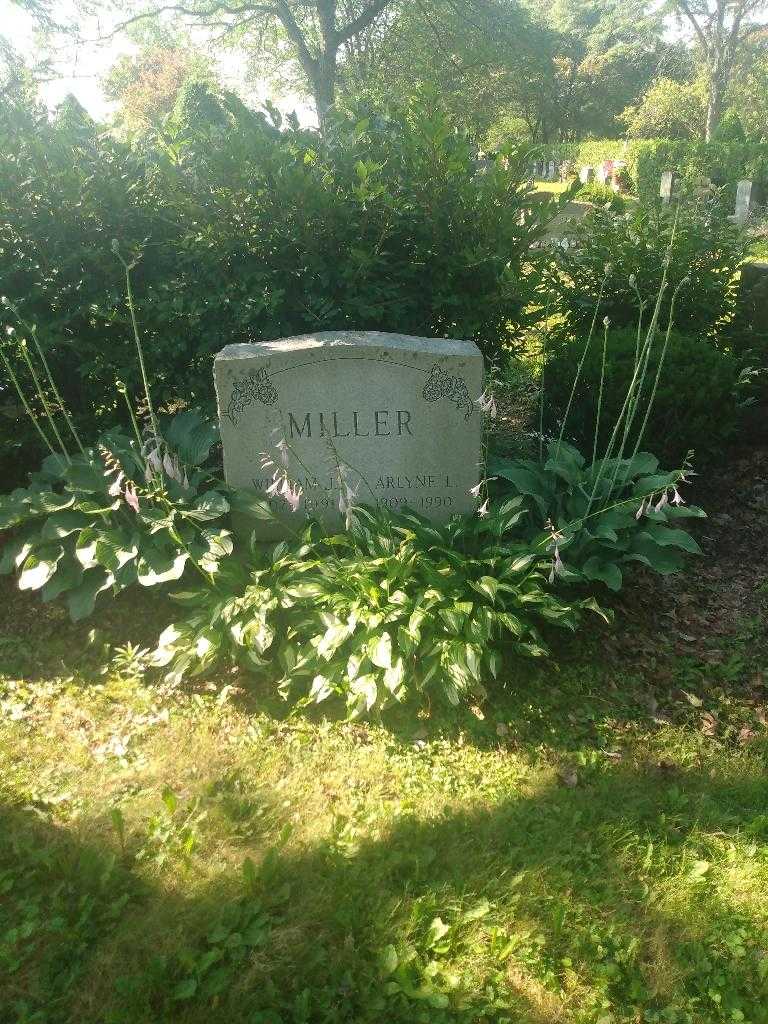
283 479 303 513
628 273 637 288
671 485 685 506
145 447 163 481
267 469 303 512
124 483 140 513
654 491 669 512
162 451 184 484
545 517 565 583
475 390 497 419
635 497 648 520
548 546 565 584
108 471 125 497
477 498 490 517
470 476 497 497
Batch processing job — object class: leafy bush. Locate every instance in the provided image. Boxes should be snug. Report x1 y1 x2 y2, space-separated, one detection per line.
152 500 612 715
545 204 747 338
0 87 548 483
576 181 627 212
491 441 704 592
541 327 749 463
151 436 703 715
0 411 232 620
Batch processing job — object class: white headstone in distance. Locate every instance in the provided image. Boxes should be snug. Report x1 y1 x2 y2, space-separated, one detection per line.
734 179 755 224
659 170 675 203
579 165 594 184
214 332 485 535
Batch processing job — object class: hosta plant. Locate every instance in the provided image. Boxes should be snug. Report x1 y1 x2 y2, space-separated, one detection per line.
152 501 611 717
0 411 233 621
491 440 704 592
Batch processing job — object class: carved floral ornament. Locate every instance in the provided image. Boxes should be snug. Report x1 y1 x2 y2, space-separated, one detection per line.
225 361 474 426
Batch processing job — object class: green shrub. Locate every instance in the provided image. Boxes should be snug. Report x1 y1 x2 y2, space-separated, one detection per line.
541 327 748 463
491 441 704 591
0 411 233 620
0 88 548 484
151 438 701 715
544 204 747 338
151 500 607 714
576 181 627 212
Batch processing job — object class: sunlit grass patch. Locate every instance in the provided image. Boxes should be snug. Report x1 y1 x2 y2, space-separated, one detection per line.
1 590 767 1023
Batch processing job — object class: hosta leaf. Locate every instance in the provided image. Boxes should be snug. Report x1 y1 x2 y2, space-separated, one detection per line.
317 621 350 659
625 537 684 575
183 490 230 522
383 657 405 695
349 673 378 712
75 528 100 569
580 596 613 623
470 575 498 602
41 556 83 602
231 491 276 520
506 553 536 573
498 611 524 637
633 472 680 496
622 452 659 478
80 530 139 572
641 525 702 554
370 631 392 669
490 460 551 513
199 528 233 559
581 556 623 591
310 674 332 703
66 568 114 621
41 509 94 540
0 535 34 575
137 547 189 586
28 490 76 515
0 500 29 530
64 461 109 493
18 545 65 590
162 409 218 466
544 440 585 486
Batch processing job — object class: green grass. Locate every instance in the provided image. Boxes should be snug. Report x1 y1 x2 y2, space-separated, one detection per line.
1 584 767 1024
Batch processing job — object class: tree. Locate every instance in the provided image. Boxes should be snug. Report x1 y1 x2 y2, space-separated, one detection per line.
93 0 395 130
668 0 768 140
103 45 214 137
620 74 707 138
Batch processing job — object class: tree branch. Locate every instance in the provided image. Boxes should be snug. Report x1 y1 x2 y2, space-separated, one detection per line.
673 0 711 55
336 0 392 45
87 2 278 43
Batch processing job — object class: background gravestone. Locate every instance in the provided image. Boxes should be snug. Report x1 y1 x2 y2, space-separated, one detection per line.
659 169 676 203
734 179 757 224
214 332 484 535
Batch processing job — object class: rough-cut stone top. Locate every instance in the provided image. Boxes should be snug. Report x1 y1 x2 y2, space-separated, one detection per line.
215 331 480 363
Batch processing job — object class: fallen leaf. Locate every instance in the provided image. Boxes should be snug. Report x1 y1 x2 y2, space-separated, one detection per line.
700 711 718 737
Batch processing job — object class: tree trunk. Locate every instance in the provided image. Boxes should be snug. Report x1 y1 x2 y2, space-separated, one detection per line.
705 61 726 142
312 55 337 132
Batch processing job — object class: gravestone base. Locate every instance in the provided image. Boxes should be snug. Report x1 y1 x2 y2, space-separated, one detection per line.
214 332 484 537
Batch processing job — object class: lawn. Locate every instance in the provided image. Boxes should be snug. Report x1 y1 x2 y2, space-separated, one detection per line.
2 456 768 1024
